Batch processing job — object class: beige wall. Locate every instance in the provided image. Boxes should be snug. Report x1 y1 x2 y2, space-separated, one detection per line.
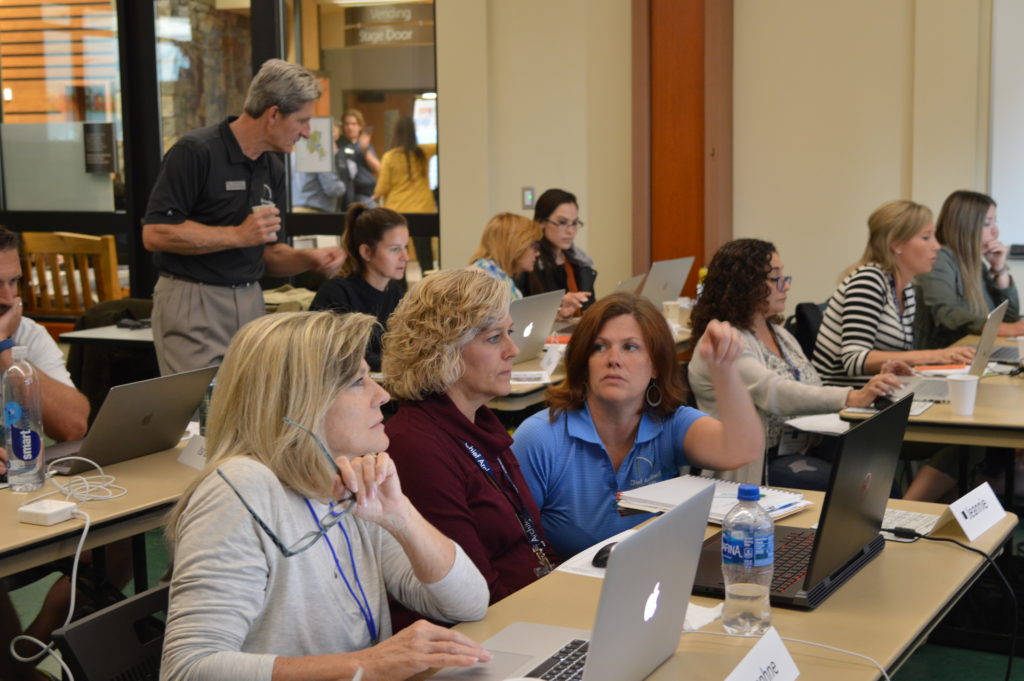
733 0 994 312
435 0 633 295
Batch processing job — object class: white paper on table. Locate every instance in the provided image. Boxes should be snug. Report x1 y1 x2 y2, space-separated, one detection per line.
845 401 933 417
784 412 850 435
684 603 723 631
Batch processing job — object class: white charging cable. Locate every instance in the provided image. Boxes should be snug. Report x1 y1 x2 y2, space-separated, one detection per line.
8 509 90 681
9 456 129 680
683 629 892 681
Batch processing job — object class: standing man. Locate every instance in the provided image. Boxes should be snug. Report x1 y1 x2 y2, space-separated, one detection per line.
143 59 345 375
337 108 380 208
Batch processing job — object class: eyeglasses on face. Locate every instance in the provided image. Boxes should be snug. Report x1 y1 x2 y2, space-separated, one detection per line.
544 218 584 231
214 418 356 557
767 275 793 292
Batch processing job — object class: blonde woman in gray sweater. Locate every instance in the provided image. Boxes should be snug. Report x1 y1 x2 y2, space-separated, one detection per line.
687 239 900 488
161 311 490 681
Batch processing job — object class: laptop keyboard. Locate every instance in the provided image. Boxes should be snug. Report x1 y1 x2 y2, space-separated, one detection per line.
989 345 1020 363
526 639 590 681
771 529 816 593
881 508 941 542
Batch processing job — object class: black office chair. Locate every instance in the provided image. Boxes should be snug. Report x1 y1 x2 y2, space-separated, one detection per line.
52 584 168 681
784 301 827 358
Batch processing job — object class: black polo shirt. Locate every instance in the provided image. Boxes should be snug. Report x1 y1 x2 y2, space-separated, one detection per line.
144 116 286 285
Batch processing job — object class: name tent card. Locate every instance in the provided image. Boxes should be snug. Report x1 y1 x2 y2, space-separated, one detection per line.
724 627 799 681
946 482 1004 542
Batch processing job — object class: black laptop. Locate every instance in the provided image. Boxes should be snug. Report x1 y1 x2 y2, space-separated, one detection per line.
692 394 912 610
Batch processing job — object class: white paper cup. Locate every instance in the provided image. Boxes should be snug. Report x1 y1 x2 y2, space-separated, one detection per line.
947 374 979 416
662 300 679 323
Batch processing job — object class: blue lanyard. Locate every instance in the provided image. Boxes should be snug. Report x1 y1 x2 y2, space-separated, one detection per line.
304 499 379 645
460 441 553 575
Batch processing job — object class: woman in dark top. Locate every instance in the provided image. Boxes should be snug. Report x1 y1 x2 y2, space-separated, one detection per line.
310 203 408 370
382 269 558 621
516 188 595 319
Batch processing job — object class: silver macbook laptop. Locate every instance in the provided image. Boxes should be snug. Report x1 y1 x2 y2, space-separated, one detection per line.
432 481 714 681
46 365 218 475
614 273 646 295
897 300 1007 402
510 289 565 364
638 257 694 304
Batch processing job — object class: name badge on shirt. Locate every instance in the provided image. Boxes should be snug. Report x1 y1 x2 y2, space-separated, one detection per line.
344 147 355 155
225 180 247 191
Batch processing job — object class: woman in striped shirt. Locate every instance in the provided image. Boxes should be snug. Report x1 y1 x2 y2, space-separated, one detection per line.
812 199 975 387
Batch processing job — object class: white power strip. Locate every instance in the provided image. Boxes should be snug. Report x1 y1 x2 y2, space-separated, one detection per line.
17 499 77 525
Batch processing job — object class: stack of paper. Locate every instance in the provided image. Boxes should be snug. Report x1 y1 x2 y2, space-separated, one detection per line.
617 475 811 524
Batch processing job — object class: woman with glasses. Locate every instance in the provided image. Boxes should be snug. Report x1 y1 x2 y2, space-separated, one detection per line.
516 188 595 319
468 212 542 299
687 239 901 488
383 270 560 619
916 190 1023 349
310 203 409 371
512 293 763 558
161 311 490 681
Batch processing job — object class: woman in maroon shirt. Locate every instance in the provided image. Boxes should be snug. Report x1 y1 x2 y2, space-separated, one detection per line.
383 269 558 621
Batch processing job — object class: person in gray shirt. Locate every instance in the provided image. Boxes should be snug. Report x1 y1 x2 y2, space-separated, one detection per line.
161 311 491 681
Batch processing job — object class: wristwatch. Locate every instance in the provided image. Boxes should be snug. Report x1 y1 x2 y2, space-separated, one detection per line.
992 265 1011 277
0 337 14 353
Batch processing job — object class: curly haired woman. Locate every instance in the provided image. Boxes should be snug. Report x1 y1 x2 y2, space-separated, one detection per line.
687 239 901 488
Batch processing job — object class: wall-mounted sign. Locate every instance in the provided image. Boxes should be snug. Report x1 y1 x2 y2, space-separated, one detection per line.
83 122 115 173
345 23 434 48
345 3 433 26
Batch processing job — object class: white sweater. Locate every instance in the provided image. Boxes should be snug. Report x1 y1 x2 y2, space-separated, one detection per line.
688 325 850 484
160 457 489 681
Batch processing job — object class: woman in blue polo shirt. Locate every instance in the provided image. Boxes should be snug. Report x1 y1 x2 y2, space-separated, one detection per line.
511 293 762 558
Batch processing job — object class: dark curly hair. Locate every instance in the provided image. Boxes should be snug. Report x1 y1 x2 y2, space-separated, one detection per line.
688 239 778 351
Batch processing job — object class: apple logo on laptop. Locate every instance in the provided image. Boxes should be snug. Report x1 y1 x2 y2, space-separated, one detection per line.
643 582 661 622
523 322 534 338
141 412 154 427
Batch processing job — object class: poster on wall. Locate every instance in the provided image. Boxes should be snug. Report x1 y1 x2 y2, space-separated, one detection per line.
295 116 333 173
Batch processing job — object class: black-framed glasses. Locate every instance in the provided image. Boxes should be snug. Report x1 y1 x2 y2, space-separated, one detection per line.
767 275 793 292
544 218 584 231
215 418 355 557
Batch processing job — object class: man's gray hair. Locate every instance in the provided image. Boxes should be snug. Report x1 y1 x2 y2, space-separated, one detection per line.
243 59 322 117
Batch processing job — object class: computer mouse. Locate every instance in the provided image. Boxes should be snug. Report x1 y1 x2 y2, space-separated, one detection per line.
871 395 895 410
591 541 617 568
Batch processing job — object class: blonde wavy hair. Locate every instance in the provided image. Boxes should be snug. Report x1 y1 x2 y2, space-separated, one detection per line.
383 269 510 400
469 212 542 277
165 311 375 549
851 199 933 276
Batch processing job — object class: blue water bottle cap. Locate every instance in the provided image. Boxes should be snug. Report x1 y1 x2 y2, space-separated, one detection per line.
738 484 760 501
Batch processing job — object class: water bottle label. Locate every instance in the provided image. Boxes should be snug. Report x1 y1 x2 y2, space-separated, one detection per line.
4 401 23 427
10 424 41 462
722 532 774 568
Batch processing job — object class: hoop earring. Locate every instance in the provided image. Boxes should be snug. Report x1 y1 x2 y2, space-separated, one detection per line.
645 379 663 408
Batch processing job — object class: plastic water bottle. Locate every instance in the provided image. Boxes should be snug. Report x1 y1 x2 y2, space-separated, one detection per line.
721 483 773 635
5 346 45 492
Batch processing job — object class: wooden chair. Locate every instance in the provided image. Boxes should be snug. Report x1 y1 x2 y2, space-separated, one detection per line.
18 231 125 339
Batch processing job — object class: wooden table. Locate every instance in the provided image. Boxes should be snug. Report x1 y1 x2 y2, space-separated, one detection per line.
440 494 1017 680
59 324 154 346
1 446 197 585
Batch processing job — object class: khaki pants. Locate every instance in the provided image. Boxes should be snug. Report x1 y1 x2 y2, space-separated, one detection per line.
152 275 264 376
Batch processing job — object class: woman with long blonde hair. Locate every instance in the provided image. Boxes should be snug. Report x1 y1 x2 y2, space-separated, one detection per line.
161 311 489 681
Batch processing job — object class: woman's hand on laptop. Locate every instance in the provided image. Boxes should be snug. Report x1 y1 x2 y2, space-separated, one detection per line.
349 619 492 679
923 346 976 366
846 373 902 408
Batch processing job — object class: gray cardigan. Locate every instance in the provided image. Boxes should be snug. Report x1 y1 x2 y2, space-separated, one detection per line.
687 325 850 484
160 457 488 681
915 246 1020 349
